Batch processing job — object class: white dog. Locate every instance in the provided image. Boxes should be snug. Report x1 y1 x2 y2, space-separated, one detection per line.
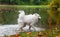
18 10 41 31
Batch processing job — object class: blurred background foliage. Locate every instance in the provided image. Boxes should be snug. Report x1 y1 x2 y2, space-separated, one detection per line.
0 6 49 28
0 0 51 5
48 0 60 28
0 8 18 24
0 5 56 28
0 0 58 28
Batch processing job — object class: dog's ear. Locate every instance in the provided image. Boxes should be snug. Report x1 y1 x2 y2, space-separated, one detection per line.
18 10 25 14
33 13 37 15
35 13 39 16
34 13 37 14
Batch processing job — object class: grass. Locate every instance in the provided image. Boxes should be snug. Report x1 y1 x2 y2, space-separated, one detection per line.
20 32 38 37
0 5 48 8
4 29 60 37
9 32 38 37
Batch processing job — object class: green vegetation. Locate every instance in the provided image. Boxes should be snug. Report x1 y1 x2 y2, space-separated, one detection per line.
0 0 60 37
0 8 18 24
48 0 60 27
4 29 60 37
0 0 51 5
0 5 49 28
